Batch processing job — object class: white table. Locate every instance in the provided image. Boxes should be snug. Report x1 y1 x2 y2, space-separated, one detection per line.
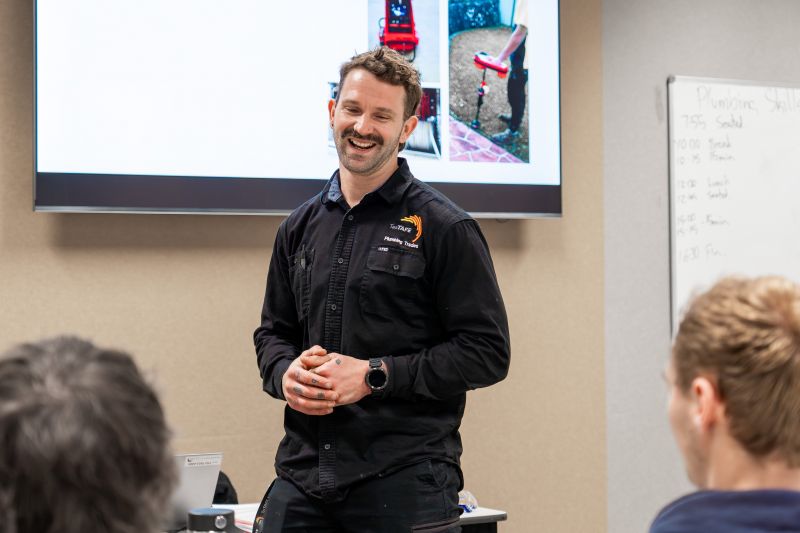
215 502 507 532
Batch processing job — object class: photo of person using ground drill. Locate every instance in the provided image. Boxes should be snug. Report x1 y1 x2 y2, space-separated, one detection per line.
449 0 529 163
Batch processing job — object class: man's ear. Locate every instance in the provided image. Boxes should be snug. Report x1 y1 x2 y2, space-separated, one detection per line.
399 115 419 144
690 376 723 430
328 99 336 127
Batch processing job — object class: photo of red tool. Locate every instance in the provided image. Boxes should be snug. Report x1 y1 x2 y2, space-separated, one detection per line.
473 51 509 77
378 0 419 60
470 51 508 129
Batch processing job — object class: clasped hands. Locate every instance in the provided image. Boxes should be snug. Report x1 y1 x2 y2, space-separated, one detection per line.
281 345 371 415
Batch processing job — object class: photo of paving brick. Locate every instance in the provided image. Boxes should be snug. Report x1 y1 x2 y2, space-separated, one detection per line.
449 119 522 162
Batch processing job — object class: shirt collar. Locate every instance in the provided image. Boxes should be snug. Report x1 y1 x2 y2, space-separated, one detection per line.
322 171 344 204
321 158 413 207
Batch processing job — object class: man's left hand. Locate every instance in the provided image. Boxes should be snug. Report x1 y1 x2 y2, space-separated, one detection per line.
302 353 371 406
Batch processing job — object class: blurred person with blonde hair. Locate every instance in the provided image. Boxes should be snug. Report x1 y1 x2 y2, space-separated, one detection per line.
652 276 800 532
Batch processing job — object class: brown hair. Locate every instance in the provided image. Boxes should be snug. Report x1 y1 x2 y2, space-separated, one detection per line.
336 46 422 121
673 276 800 466
0 336 176 533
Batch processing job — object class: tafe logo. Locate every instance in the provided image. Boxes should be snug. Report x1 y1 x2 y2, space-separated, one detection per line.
400 215 423 243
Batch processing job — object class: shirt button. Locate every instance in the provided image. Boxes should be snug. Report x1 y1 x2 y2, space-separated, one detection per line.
330 304 337 311
324 444 331 450
347 215 354 221
393 264 400 271
337 257 344 264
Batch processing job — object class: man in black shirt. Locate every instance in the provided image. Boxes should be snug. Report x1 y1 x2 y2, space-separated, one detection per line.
254 47 510 532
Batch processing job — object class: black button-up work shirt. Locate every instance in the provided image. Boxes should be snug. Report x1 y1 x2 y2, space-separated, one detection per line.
254 158 510 503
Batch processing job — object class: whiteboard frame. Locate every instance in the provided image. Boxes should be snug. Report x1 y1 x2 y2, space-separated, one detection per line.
667 75 800 334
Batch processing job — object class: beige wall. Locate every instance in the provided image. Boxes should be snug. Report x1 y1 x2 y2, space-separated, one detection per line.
0 1 604 531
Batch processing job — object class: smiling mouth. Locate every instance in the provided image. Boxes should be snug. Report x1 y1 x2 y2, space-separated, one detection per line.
348 138 377 150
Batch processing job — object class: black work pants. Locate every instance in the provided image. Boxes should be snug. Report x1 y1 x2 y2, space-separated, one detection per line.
507 37 528 131
256 460 462 533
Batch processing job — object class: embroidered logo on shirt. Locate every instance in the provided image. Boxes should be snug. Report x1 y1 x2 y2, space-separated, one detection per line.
400 215 423 243
385 215 423 249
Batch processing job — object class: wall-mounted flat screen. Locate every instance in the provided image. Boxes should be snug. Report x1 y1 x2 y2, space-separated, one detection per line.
35 0 561 217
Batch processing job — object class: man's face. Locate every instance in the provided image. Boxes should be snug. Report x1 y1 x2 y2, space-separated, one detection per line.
666 360 709 488
329 68 417 179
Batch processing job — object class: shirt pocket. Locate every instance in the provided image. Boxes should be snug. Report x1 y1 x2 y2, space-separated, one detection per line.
287 245 314 320
359 246 426 318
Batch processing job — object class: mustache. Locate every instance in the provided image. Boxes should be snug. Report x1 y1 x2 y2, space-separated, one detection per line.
341 128 384 146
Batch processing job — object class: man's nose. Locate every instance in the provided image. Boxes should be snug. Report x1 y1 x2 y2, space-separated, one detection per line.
353 115 372 135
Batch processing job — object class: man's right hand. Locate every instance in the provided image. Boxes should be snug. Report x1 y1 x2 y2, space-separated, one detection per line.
282 345 339 415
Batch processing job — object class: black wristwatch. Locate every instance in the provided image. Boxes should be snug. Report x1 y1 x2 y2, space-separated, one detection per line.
365 357 387 395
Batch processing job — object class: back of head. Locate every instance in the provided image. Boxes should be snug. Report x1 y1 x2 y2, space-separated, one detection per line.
0 336 176 533
673 276 800 466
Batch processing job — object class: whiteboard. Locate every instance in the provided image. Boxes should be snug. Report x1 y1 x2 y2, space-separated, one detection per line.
668 76 800 332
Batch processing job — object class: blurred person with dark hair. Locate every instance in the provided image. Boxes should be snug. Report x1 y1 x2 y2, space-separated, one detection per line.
0 336 176 533
653 276 800 533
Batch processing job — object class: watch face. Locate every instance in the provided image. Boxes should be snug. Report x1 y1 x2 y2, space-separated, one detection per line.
367 368 387 389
